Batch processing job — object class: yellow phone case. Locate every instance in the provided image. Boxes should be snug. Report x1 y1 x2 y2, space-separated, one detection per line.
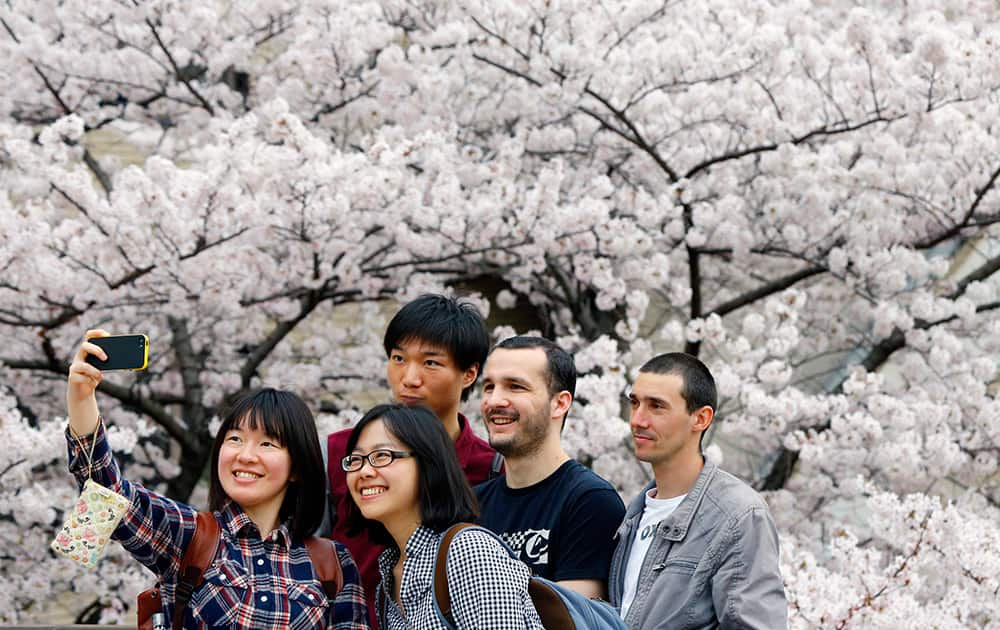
136 334 149 371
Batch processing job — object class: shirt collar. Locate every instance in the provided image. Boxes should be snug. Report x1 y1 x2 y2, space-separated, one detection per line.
377 525 439 575
403 525 438 560
453 413 473 449
218 501 294 549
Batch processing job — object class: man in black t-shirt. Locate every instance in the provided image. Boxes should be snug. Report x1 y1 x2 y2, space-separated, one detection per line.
475 336 626 600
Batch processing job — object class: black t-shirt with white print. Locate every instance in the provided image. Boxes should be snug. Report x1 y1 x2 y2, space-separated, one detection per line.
475 459 626 582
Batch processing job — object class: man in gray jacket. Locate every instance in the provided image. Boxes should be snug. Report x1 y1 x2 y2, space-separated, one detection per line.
609 352 787 629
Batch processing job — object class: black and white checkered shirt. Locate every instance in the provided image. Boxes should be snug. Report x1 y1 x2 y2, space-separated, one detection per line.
376 525 543 629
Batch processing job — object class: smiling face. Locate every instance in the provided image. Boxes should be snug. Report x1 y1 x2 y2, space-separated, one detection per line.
480 347 562 458
628 371 709 467
386 338 477 423
345 418 421 531
216 420 293 519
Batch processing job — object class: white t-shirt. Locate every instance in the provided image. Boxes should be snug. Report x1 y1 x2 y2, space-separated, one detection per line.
619 488 687 619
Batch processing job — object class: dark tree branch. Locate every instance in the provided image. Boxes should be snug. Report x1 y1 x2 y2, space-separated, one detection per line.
26 60 113 195
239 292 322 387
81 146 113 196
470 53 542 87
685 114 902 180
2 15 113 195
0 357 193 451
684 244 702 356
707 265 827 318
166 315 205 420
469 51 682 183
145 18 215 115
578 90 681 182
951 254 1000 298
914 162 1000 250
0 303 85 328
311 82 381 122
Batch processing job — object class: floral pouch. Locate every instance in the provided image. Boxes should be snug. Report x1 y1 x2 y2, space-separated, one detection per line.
50 421 131 568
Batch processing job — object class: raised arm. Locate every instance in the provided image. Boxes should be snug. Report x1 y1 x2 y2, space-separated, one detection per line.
64 328 198 579
66 328 110 436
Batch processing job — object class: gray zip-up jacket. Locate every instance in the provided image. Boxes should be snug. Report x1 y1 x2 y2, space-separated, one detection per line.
609 460 787 629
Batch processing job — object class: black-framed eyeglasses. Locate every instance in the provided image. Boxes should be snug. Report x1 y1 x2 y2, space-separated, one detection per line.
342 449 413 472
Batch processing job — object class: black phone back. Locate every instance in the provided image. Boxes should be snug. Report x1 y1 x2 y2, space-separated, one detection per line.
85 335 149 371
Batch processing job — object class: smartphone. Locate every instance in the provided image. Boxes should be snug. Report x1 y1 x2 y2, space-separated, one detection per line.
84 334 150 371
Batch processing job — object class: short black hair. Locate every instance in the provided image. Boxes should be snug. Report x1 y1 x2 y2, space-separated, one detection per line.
208 388 325 539
343 403 478 547
638 352 717 413
382 294 489 401
493 336 576 428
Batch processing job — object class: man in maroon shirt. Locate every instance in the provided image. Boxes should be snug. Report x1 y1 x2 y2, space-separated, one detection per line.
325 294 500 626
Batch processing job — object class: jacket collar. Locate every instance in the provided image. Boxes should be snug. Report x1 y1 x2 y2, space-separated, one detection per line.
621 459 719 543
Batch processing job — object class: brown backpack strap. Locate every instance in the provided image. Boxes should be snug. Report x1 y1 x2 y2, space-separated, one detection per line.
433 523 477 625
304 537 344 598
171 512 221 630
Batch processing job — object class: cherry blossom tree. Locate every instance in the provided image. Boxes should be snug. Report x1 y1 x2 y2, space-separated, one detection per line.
1 0 998 625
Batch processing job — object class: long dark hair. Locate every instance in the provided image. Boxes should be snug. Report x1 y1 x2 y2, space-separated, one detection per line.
208 388 325 538
343 403 478 547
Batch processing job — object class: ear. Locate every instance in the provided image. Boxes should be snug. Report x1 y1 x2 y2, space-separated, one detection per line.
550 390 573 422
461 363 479 390
691 405 714 433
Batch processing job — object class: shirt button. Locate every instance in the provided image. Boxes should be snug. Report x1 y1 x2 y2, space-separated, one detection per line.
307 594 315 601
219 574 227 582
257 558 265 566
260 595 268 603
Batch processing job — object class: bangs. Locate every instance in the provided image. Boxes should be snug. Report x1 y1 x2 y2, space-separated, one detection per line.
224 390 295 445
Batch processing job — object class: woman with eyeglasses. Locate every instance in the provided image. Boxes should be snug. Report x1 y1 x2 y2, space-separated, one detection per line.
342 403 543 629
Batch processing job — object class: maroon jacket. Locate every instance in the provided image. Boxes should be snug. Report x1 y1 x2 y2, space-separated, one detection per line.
326 414 500 628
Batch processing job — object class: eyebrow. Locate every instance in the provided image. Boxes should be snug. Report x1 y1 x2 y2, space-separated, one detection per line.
628 391 670 406
350 442 399 453
483 375 533 387
392 346 447 357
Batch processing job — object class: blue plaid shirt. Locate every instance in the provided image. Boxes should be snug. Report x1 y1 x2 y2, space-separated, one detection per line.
67 422 369 629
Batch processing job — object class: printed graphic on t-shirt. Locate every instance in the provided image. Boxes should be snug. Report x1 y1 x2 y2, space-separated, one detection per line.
640 524 657 541
500 528 551 566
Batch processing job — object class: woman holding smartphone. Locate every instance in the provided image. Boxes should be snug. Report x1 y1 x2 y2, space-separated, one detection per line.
342 403 543 629
65 329 370 629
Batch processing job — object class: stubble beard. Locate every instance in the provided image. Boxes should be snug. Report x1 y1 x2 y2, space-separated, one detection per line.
489 409 551 459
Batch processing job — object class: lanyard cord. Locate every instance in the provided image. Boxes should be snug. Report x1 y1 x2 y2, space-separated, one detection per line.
69 417 102 481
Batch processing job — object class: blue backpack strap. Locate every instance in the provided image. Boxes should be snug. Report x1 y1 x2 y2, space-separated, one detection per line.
489 451 504 479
